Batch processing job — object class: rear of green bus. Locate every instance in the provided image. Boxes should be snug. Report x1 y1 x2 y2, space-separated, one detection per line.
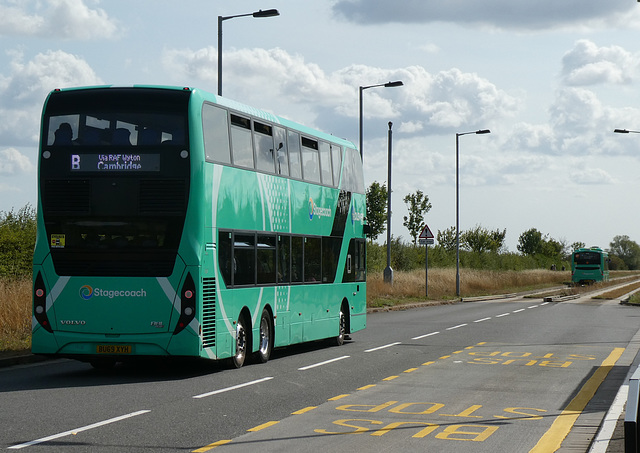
32 87 202 366
571 248 609 284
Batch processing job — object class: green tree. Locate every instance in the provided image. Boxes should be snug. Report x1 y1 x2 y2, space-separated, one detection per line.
571 241 586 252
365 181 387 242
541 236 564 259
488 228 507 253
609 235 640 270
402 190 432 245
517 228 543 256
462 225 507 253
437 226 457 253
608 255 627 270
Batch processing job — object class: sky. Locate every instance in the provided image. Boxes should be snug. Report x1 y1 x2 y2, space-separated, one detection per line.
3 0 640 252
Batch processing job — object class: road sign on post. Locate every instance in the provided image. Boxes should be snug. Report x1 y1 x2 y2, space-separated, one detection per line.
419 224 434 297
419 224 434 240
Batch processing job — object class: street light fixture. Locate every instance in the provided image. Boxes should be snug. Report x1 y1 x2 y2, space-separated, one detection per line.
614 129 640 134
358 80 403 159
455 129 491 297
217 9 280 96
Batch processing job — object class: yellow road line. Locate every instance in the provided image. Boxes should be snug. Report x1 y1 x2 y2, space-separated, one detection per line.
529 347 625 453
329 394 350 401
292 406 317 415
192 439 232 452
248 421 279 432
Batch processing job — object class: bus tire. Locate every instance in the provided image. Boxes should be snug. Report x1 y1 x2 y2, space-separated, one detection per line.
233 315 249 368
255 308 273 364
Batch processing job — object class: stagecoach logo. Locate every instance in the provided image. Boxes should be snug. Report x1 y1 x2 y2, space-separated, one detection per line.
79 284 147 300
308 197 332 220
351 205 364 225
80 285 93 300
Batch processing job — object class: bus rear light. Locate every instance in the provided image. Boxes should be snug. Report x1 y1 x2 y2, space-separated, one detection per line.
173 273 196 335
34 272 53 333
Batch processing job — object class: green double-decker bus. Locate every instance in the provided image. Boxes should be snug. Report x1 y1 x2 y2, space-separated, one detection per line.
571 247 609 284
32 86 367 368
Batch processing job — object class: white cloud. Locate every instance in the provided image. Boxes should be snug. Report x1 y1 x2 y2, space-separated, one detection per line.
0 50 102 146
4 50 103 101
561 40 637 86
550 87 603 131
569 167 614 185
163 47 519 136
0 148 33 174
507 123 555 152
0 0 119 39
0 2 45 36
417 43 440 54
398 121 424 133
415 68 519 130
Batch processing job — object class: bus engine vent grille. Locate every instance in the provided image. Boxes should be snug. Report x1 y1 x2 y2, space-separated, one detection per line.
202 277 216 348
44 180 91 214
139 180 186 214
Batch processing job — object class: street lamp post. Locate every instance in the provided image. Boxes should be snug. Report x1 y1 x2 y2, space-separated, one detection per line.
358 81 403 159
456 129 491 297
384 122 394 284
217 9 280 96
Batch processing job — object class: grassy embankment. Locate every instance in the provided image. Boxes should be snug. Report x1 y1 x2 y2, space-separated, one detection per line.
3 270 640 353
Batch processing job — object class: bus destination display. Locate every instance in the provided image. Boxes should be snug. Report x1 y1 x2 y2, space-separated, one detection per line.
71 153 160 172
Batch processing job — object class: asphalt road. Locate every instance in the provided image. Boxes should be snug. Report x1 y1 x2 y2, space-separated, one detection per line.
2 290 640 452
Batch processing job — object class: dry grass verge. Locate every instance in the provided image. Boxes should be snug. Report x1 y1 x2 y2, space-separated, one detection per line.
368 268 570 308
0 277 31 352
596 281 640 300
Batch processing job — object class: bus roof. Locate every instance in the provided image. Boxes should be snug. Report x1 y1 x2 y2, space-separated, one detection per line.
48 85 358 152
573 247 607 254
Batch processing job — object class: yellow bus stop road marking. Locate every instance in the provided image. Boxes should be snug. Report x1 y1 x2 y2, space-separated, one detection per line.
529 347 625 453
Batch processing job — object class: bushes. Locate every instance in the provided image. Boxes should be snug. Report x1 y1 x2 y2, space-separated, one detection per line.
0 205 36 278
367 239 569 274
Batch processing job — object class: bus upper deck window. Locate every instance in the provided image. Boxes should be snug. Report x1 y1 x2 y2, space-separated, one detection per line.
47 115 79 146
53 123 73 145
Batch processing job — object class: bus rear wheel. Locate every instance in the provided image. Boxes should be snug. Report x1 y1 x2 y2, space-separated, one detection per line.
233 316 248 368
255 309 273 363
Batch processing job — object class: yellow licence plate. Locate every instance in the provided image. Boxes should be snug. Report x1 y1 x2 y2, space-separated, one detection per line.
96 345 132 354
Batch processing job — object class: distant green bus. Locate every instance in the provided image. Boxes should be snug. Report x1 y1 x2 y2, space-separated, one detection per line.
571 247 609 284
32 86 367 368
